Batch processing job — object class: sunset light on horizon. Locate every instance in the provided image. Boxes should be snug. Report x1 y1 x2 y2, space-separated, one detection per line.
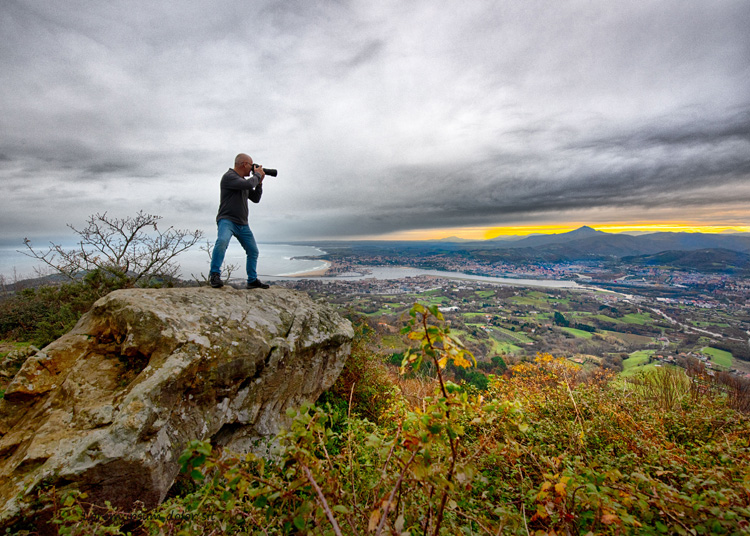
368 222 750 241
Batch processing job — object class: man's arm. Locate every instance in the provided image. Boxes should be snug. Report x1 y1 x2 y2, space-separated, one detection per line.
249 178 263 203
222 170 262 191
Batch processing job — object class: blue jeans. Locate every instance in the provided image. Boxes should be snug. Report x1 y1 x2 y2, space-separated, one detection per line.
210 219 259 283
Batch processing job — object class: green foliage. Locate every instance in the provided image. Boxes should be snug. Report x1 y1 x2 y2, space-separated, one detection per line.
454 368 489 391
399 303 476 391
0 269 128 346
322 318 399 423
554 310 569 327
43 309 750 535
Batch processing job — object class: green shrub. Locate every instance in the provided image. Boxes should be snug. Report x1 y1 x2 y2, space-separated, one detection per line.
0 270 127 346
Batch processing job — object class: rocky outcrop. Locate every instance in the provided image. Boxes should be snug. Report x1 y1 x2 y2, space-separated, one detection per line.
0 286 353 531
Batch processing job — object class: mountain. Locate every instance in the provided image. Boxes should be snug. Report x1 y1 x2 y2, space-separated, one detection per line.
487 233 543 242
305 227 750 265
622 248 750 273
636 232 750 253
478 227 750 259
499 226 606 249
429 236 475 242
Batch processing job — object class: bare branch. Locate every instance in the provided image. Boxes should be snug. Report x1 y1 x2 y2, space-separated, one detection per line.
300 464 345 536
21 212 203 286
192 240 239 284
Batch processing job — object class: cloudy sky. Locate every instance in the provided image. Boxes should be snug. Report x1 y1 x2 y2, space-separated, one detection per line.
2 0 749 248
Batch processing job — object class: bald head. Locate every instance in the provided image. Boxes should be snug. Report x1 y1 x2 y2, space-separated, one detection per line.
233 153 254 176
235 153 252 167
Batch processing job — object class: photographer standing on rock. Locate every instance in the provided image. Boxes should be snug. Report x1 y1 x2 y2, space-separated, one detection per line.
209 153 270 289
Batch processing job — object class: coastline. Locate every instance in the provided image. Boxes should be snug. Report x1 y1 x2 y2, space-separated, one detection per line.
277 260 332 278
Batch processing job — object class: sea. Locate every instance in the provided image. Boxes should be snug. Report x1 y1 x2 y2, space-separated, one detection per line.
0 243 329 281
1 242 582 289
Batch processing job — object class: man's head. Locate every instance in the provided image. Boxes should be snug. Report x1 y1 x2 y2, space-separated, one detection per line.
234 153 254 176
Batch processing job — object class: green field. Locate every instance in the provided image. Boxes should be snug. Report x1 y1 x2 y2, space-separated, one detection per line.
620 312 653 325
561 327 594 339
490 327 534 344
492 340 523 355
701 347 733 369
590 314 623 324
621 350 657 377
692 321 731 328
463 313 491 321
602 330 654 345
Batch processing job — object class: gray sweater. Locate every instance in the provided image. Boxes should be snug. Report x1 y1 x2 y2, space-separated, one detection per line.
215 168 263 225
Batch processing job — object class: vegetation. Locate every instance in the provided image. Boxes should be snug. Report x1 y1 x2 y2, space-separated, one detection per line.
34 306 750 535
1 211 203 348
702 347 734 370
22 211 203 285
0 269 131 347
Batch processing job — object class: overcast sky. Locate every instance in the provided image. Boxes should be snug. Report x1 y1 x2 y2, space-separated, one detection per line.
1 0 749 247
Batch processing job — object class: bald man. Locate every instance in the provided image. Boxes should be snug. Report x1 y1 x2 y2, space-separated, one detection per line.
209 153 270 289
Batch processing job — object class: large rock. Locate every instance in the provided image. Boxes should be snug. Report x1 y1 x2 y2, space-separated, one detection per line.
0 286 353 530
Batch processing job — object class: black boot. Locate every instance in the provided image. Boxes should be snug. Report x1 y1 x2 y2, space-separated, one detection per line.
247 278 270 289
209 272 224 288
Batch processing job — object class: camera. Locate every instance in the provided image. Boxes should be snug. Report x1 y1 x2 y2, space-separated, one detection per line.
253 164 278 177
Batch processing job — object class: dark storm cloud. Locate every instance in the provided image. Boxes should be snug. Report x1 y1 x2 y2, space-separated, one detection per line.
297 106 750 237
1 0 749 244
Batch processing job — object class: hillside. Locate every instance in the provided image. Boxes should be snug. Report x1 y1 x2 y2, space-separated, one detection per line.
623 248 750 273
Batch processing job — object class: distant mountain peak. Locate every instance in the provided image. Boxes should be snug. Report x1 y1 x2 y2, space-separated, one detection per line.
431 236 472 242
570 225 601 235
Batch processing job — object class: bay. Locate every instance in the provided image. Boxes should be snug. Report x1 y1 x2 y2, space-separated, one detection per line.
0 243 329 281
178 243 329 279
2 242 582 290
273 265 583 289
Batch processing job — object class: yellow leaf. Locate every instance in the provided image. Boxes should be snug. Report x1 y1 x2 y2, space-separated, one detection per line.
368 509 381 532
601 513 619 525
395 514 405 532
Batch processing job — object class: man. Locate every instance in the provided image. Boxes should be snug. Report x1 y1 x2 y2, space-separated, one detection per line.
209 153 270 289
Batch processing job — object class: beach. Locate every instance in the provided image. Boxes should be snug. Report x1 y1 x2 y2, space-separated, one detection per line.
279 260 332 277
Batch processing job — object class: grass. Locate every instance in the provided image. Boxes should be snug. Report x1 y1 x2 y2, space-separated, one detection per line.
380 334 405 350
621 349 657 377
620 312 653 325
692 321 731 328
561 327 594 339
509 292 549 306
490 326 534 344
462 313 491 321
590 314 623 324
701 346 733 369
602 330 654 345
491 340 523 354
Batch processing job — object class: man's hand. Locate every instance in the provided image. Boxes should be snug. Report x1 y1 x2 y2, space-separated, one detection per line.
253 164 265 179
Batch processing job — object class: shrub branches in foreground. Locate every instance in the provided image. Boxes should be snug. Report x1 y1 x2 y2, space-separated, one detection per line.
23 211 203 285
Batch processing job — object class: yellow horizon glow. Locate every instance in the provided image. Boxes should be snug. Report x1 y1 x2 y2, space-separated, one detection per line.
364 222 750 241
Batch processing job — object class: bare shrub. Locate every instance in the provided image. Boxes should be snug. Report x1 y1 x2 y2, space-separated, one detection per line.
23 211 203 286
